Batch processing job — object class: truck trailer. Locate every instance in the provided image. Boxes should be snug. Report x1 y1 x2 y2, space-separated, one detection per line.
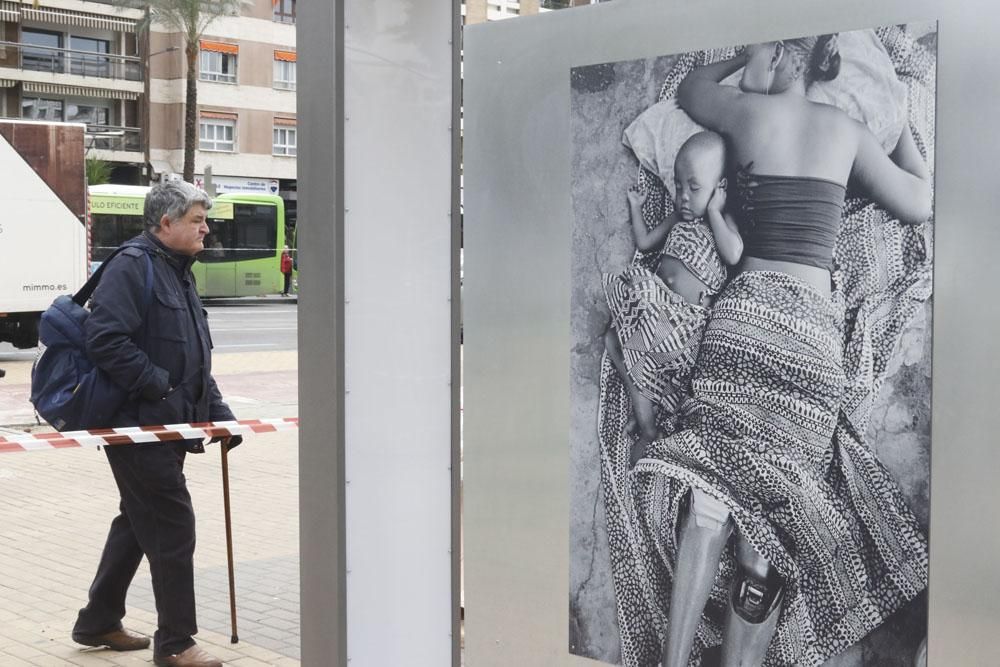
0 120 88 349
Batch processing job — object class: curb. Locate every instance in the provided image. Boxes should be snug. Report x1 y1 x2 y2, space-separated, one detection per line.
203 296 298 306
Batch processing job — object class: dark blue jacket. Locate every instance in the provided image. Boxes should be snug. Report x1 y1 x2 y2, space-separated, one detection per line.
85 232 234 428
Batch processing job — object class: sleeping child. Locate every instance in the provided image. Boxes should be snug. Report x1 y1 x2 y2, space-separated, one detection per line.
603 131 743 466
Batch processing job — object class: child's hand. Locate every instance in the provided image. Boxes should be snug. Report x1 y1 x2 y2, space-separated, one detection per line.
707 181 727 213
627 185 649 212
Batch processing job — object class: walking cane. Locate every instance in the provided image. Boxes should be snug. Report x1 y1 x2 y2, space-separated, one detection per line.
220 439 239 643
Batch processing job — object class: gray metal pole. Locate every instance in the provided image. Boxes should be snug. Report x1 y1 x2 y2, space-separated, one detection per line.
451 2 463 665
297 0 347 665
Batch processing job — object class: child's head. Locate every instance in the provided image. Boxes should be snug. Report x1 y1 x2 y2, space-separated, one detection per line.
672 131 726 221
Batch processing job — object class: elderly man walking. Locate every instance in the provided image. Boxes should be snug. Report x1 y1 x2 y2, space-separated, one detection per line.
71 181 241 667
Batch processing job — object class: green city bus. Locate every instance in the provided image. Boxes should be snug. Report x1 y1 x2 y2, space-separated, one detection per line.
88 184 289 298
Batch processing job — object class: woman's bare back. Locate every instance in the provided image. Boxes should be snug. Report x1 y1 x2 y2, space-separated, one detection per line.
727 96 860 186
723 96 860 293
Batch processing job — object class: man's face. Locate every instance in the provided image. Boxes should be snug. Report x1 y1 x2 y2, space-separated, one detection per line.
158 203 209 256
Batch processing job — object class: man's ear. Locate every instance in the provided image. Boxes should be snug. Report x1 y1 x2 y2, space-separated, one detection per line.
159 214 172 232
719 177 728 189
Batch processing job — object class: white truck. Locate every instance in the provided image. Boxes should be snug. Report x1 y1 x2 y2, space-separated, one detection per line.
0 119 88 348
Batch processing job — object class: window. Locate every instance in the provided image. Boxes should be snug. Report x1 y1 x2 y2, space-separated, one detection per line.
273 57 295 90
70 36 110 77
199 118 235 152
200 50 237 83
200 218 234 263
22 97 63 121
91 214 145 261
66 103 109 126
235 205 277 260
199 204 277 263
273 125 296 156
22 28 63 73
273 0 295 24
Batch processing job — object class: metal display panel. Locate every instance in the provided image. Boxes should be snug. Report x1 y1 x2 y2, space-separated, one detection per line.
299 0 458 665
464 0 999 665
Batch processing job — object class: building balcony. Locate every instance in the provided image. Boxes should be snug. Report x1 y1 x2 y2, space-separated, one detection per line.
86 124 142 154
0 41 142 81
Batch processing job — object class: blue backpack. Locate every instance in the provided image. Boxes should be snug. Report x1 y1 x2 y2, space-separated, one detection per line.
30 245 154 432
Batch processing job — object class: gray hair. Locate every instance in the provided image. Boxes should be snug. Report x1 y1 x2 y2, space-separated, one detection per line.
143 180 213 231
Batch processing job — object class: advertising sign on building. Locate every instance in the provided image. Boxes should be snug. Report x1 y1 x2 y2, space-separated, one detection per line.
195 174 281 195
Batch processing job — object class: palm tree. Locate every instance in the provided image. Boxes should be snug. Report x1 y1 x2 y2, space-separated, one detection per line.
86 158 113 185
117 0 248 182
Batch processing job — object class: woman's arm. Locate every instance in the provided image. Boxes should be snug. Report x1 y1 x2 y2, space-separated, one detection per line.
851 123 933 225
705 184 744 265
628 187 676 253
889 123 931 184
677 56 747 131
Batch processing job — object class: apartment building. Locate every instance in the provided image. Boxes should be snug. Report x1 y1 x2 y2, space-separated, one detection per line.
0 0 296 194
147 0 296 218
0 0 146 181
0 0 596 198
462 0 594 23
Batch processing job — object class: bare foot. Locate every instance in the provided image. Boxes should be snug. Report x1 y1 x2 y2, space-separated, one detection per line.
629 388 659 445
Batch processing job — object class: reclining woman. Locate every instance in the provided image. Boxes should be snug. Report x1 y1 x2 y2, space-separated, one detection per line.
645 34 932 666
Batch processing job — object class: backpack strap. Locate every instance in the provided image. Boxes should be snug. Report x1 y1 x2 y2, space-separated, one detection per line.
73 243 157 309
141 250 154 312
72 245 130 306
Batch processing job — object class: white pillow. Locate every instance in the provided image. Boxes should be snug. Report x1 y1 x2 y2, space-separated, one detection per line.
622 98 702 193
622 28 907 194
805 29 907 151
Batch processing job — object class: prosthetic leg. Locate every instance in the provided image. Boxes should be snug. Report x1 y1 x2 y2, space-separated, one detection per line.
914 637 927 667
720 537 784 667
662 488 732 667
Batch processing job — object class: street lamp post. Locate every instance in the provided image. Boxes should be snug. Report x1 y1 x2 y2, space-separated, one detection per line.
144 43 180 183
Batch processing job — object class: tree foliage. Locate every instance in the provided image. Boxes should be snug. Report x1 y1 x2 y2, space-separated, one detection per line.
114 0 250 182
86 158 113 186
126 0 249 42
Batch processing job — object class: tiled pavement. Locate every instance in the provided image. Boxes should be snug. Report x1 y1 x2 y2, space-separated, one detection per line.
0 351 302 666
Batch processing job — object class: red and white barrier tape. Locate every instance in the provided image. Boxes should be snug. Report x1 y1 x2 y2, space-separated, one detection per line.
0 418 299 453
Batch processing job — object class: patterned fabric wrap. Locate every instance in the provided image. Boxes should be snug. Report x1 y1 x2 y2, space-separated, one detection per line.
598 26 933 667
603 266 710 412
661 219 727 295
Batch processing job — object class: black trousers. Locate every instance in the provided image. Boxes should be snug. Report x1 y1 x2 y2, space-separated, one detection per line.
282 272 291 295
74 442 197 656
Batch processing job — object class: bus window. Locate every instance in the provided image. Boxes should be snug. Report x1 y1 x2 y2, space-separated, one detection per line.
91 213 145 261
200 218 235 263
233 204 277 261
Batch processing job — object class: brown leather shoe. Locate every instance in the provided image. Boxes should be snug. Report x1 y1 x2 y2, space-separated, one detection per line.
72 627 151 651
153 644 223 667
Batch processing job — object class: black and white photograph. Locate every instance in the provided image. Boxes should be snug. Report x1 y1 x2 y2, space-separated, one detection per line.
568 24 937 667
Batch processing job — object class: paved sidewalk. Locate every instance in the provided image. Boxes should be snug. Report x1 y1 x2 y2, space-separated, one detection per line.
0 425 301 665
